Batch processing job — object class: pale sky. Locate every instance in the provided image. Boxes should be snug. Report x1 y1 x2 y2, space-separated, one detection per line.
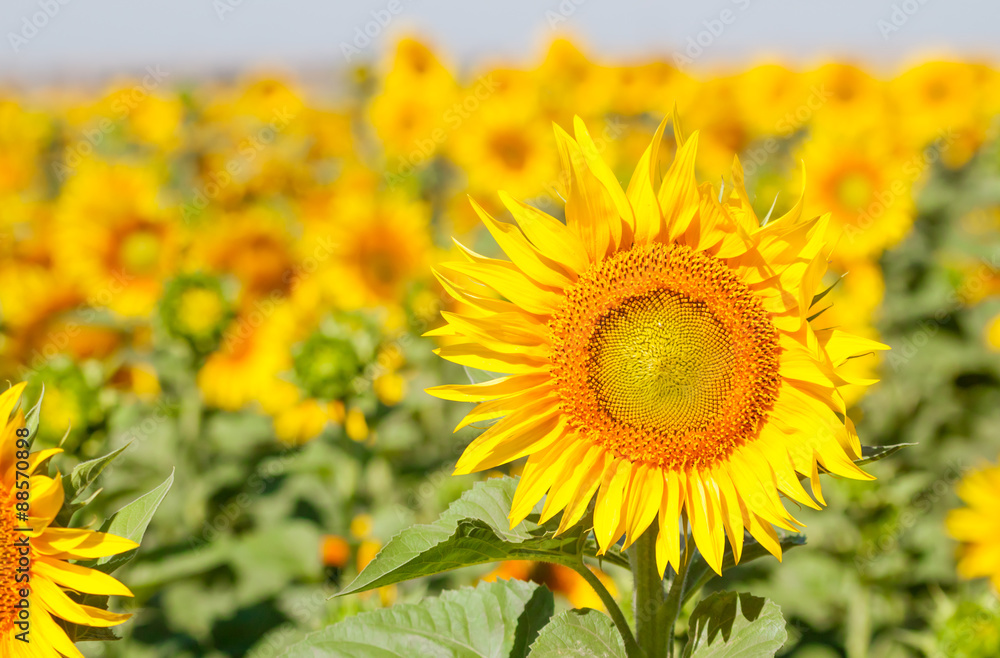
2 0 999 85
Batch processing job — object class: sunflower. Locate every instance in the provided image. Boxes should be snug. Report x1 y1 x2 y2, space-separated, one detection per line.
735 64 808 136
185 207 296 308
428 116 886 576
481 560 618 611
1 383 138 657
889 61 985 148
319 192 434 317
946 456 1000 592
449 113 558 200
805 63 889 137
52 161 179 318
798 129 913 265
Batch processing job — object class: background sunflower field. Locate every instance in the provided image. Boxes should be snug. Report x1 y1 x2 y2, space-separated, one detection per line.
3 4 1000 655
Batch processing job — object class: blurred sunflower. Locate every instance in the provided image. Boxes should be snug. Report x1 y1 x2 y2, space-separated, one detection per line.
429 116 886 575
946 457 1000 592
0 383 138 658
52 161 179 318
449 114 558 199
799 130 913 264
610 61 696 118
890 61 985 148
0 101 51 197
369 38 457 161
186 207 296 307
735 64 808 136
686 77 756 178
806 63 889 137
159 274 233 354
320 193 434 319
534 39 616 120
481 560 618 611
197 312 290 412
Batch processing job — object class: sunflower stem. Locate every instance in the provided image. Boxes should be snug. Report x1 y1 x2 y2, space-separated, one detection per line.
629 527 667 658
657 522 694 658
570 558 644 658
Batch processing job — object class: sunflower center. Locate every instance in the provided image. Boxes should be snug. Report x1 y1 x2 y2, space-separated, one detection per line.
836 171 874 210
588 290 736 433
119 229 161 275
550 242 781 471
490 130 530 170
0 488 27 635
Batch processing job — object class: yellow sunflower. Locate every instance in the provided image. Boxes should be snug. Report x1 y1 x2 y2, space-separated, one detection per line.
946 456 1000 593
428 116 887 576
798 129 913 265
319 191 433 316
52 161 179 318
1 383 138 657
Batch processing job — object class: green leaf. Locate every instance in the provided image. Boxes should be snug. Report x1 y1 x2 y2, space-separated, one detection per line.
23 384 43 441
683 533 806 605
339 477 585 596
681 591 787 658
56 443 131 525
528 609 627 658
95 469 174 574
284 579 554 658
856 443 916 467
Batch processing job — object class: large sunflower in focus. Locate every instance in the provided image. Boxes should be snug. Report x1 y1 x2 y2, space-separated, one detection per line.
428 116 887 575
1 383 138 657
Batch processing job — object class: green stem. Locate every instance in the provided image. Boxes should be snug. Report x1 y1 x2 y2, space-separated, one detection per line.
629 528 667 658
657 520 694 658
569 559 643 658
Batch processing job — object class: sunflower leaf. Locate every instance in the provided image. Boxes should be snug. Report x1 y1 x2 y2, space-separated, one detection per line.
65 442 131 500
285 580 553 658
95 468 174 574
23 384 44 442
527 608 628 658
681 591 787 658
856 443 915 467
339 476 586 596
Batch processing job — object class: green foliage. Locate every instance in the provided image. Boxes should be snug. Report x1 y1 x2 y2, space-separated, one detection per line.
97 470 175 574
527 609 628 658
341 477 589 595
284 580 554 658
681 592 787 658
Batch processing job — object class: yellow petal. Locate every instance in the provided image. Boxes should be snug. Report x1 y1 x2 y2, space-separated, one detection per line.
656 471 686 576
455 407 565 474
433 343 549 374
34 555 134 597
593 457 633 553
659 132 701 243
440 260 563 316
555 446 607 535
554 122 612 261
33 577 132 627
626 116 668 245
31 528 139 560
623 463 663 549
425 372 552 402
573 115 634 248
29 605 85 658
499 191 590 274
472 198 576 290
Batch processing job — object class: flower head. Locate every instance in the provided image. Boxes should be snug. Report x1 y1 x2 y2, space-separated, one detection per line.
947 456 1000 593
428 115 887 575
1 383 138 657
